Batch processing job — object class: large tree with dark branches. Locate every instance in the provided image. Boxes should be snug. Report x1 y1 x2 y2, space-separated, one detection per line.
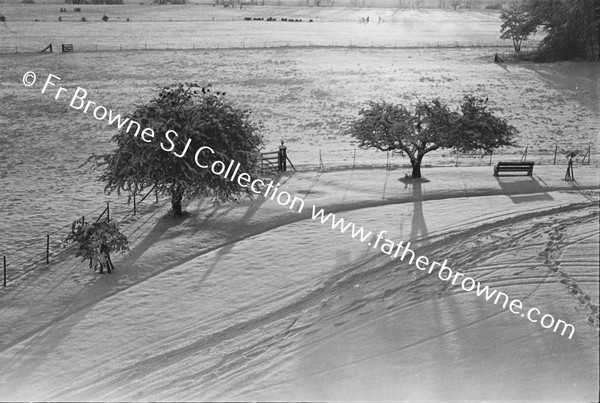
91 83 263 216
348 96 517 178
521 0 599 61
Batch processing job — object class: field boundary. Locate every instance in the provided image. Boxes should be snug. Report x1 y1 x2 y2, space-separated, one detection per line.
297 144 597 172
0 41 528 55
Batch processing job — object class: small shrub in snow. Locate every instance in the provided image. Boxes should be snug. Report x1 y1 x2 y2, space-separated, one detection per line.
64 217 129 274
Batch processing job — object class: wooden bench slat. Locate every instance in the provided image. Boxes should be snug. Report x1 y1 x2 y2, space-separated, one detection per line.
494 161 535 177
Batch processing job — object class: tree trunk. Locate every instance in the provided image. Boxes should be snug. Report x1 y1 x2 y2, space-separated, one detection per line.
411 160 422 178
410 153 425 178
171 185 184 216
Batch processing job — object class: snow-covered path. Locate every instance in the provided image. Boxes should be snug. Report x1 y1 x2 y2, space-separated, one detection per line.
0 186 597 401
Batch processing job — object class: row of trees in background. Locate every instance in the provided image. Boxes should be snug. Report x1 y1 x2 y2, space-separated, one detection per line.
500 0 599 61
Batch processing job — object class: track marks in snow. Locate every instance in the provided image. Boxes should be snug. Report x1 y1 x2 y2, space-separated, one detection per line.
538 216 600 329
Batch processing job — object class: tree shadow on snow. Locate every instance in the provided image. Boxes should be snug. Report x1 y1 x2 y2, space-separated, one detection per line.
399 176 430 244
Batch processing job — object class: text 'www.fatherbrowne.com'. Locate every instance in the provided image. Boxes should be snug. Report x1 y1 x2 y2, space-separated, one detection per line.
309 206 575 339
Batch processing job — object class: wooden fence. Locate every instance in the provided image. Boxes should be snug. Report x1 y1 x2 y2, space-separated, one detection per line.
261 146 296 172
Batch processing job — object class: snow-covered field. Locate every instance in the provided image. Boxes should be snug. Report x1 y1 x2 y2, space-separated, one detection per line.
0 5 598 401
0 166 598 401
0 5 513 51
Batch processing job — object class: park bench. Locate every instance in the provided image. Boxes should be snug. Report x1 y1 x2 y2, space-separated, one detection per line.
493 161 534 177
61 43 74 52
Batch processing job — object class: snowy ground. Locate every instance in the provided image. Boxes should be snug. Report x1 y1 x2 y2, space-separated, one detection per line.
1 45 598 264
0 5 512 51
0 6 598 401
0 165 598 401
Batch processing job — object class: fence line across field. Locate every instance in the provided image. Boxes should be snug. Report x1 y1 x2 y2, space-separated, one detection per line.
1 150 291 288
1 143 593 288
0 40 531 55
315 144 595 172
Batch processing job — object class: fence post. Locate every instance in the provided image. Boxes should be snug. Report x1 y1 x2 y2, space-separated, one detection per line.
82 215 85 226
521 146 528 162
133 193 137 216
587 145 591 165
553 145 558 165
278 141 287 172
582 145 591 165
46 234 50 264
319 149 324 172
155 186 159 203
3 256 6 287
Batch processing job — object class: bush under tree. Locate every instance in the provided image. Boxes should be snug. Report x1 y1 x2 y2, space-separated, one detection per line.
348 96 517 178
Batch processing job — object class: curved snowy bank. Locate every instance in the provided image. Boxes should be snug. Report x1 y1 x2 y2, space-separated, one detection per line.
0 190 597 401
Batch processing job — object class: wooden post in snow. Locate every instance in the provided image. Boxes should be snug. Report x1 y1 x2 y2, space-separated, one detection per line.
278 140 287 172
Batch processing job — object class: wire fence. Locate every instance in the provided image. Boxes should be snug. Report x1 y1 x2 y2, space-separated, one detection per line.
1 186 170 289
0 40 527 55
311 144 596 172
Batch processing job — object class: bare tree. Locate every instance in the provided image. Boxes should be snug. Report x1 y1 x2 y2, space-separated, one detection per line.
500 1 534 53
